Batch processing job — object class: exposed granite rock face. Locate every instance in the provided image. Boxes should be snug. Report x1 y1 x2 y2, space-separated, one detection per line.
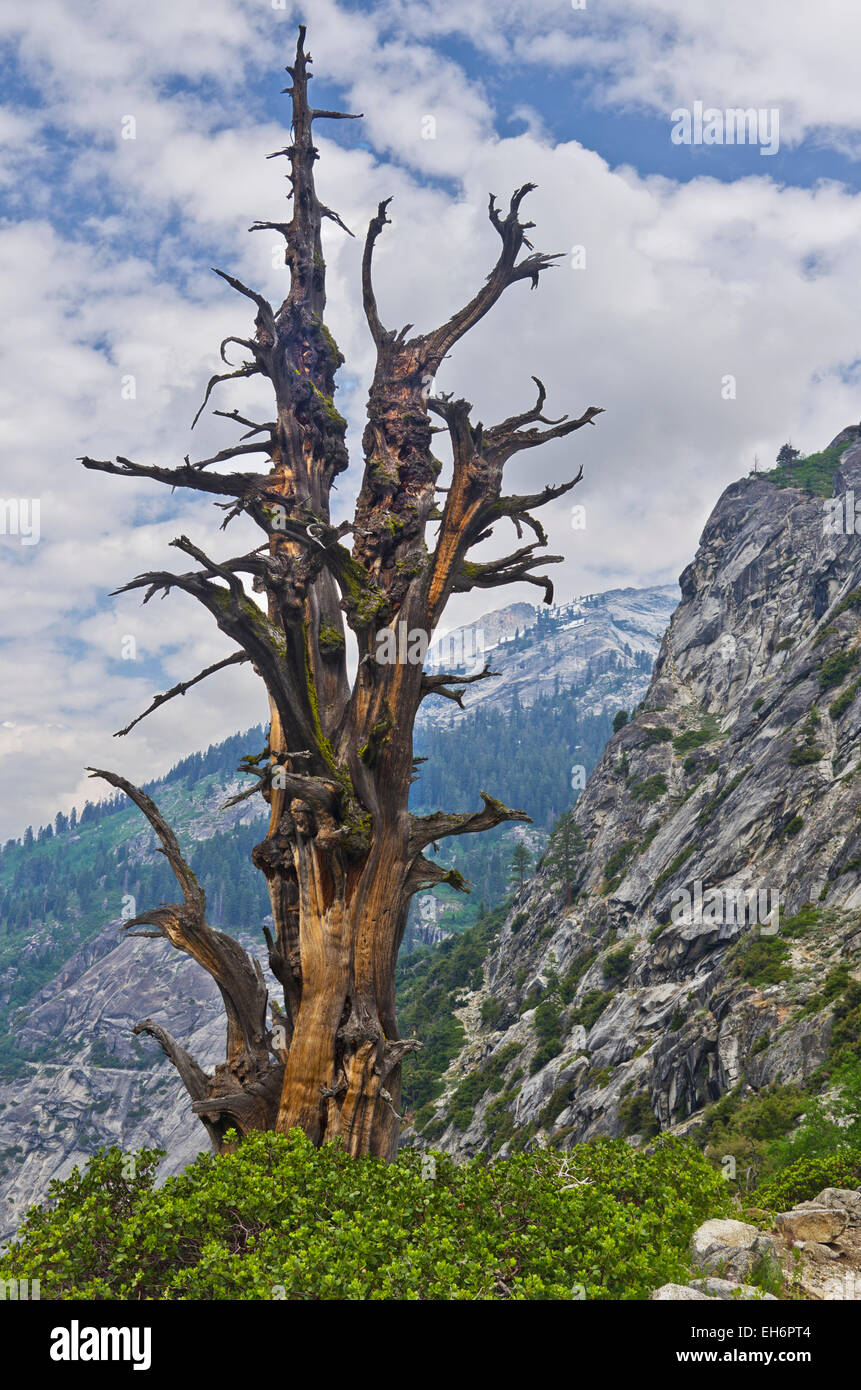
414 435 861 1159
0 911 270 1245
0 775 270 1246
420 586 679 724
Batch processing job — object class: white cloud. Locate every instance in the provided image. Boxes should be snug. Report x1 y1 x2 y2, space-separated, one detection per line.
1 0 860 838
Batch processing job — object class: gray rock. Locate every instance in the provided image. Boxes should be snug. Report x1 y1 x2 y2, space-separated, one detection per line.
815 1188 861 1223
690 1277 778 1301
650 1283 715 1301
692 1218 760 1259
776 1206 848 1244
690 1219 776 1280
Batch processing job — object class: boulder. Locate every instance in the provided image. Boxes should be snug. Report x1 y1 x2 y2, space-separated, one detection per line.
650 1283 714 1301
776 1205 848 1244
691 1218 776 1280
814 1188 861 1223
691 1218 758 1254
690 1277 778 1301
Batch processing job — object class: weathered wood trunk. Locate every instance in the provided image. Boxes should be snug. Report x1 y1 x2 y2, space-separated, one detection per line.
82 26 601 1162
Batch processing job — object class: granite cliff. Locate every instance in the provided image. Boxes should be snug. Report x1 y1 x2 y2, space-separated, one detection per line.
411 431 861 1161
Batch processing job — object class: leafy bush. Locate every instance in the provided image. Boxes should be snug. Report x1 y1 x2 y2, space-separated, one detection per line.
653 844 695 891
481 997 504 1028
612 710 628 732
602 840 636 893
0 1131 730 1301
831 587 861 619
570 989 613 1031
640 726 673 747
760 441 845 498
451 1042 524 1126
830 679 860 719
602 941 635 982
531 999 564 1068
735 936 792 986
766 1063 861 1167
819 649 860 692
618 1093 660 1139
629 774 668 803
756 1150 861 1212
673 729 716 754
788 743 823 765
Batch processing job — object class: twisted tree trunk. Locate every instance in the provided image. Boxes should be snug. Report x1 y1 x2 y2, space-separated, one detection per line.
82 26 602 1161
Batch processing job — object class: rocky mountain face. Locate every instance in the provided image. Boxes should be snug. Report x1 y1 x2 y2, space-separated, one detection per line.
422 585 678 724
0 776 269 1246
0 584 674 1243
415 431 861 1161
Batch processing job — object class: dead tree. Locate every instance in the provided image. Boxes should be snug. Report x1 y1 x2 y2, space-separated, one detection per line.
82 27 602 1160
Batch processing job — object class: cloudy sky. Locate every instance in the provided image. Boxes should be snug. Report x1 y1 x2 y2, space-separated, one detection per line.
1 0 860 840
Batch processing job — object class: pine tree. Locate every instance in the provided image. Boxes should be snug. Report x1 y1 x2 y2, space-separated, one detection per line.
509 840 532 891
544 810 585 905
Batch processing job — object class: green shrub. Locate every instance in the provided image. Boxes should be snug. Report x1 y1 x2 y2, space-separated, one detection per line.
784 815 803 836
831 587 861 619
819 648 860 691
673 729 716 754
0 1131 728 1300
735 936 792 987
558 947 598 1002
760 441 845 498
570 989 613 1031
734 1087 807 1142
653 844 695 891
602 941 635 982
788 744 823 765
830 981 861 1069
602 840 635 893
752 697 765 712
612 710 628 732
529 1039 563 1074
618 1093 660 1139
756 1150 861 1211
533 1000 560 1036
641 726 673 747
830 679 860 719
781 906 821 938
481 997 504 1028
629 774 668 803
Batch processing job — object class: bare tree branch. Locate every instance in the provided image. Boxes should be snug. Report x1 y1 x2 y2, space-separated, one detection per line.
114 652 250 737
